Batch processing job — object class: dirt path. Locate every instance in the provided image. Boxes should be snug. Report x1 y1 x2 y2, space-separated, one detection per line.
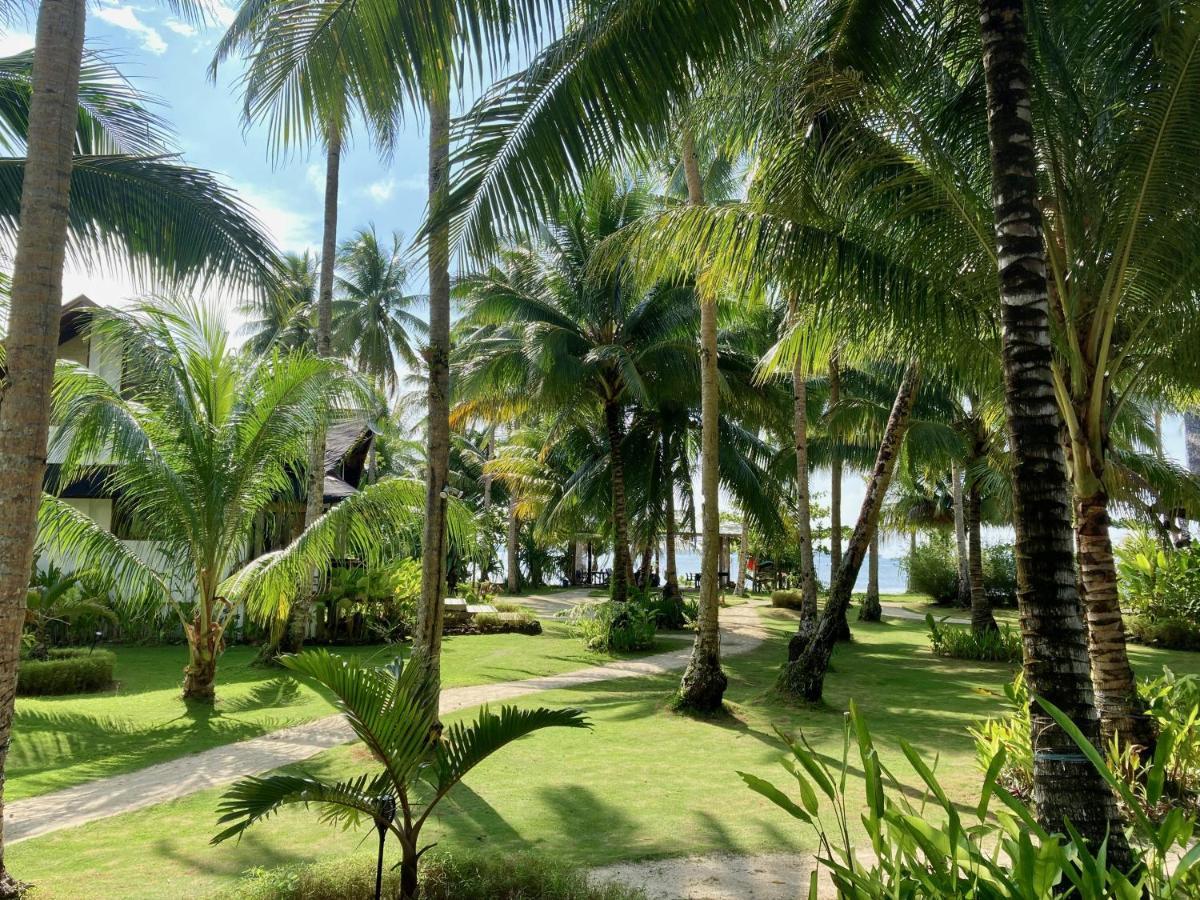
591 852 834 900
6 601 767 844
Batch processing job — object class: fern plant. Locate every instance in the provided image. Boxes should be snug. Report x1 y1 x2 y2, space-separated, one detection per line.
212 650 588 900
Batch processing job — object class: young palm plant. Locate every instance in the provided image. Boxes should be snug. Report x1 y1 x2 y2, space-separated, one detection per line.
40 300 471 702
212 649 588 900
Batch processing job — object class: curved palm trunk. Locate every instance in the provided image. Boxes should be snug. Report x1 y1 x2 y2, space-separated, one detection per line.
1076 490 1153 751
677 128 727 711
412 82 452 714
978 0 1128 860
792 340 819 627
603 401 634 604
0 0 86 890
781 363 919 700
506 503 520 594
289 124 341 654
858 530 882 622
968 476 998 634
664 474 680 600
952 460 971 606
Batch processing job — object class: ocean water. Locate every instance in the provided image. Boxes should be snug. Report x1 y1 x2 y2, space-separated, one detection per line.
574 546 909 594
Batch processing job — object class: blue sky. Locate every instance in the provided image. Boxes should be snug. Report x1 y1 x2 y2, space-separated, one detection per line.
3 4 434 309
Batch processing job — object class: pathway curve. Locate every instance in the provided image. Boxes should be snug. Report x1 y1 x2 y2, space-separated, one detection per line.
6 600 767 844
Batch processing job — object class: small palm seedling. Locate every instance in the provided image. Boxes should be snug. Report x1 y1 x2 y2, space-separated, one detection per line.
212 650 588 899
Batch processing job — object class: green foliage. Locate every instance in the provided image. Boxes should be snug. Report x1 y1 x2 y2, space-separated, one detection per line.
973 670 1200 820
926 614 1022 663
982 544 1018 607
223 850 645 900
742 700 1200 899
1117 532 1200 649
902 532 959 603
647 592 687 630
24 559 116 654
769 589 805 610
212 650 588 896
565 594 657 653
314 559 423 643
17 649 115 696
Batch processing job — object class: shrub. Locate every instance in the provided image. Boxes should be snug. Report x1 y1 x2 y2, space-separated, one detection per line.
769 589 805 610
982 542 1018 606
17 648 115 695
473 611 542 635
743 700 1200 899
565 595 657 652
972 669 1200 819
1117 532 1200 624
1127 615 1200 651
901 532 959 603
648 591 687 629
223 851 645 900
926 613 1022 663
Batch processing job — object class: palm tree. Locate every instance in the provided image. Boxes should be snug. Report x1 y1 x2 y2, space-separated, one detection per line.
333 226 426 393
239 251 320 355
41 300 466 702
0 48 277 890
455 172 699 605
212 649 587 900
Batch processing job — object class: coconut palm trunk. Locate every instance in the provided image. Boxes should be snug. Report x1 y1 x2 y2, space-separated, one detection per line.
412 81 452 710
677 128 727 711
858 530 882 622
967 474 997 634
735 516 748 596
289 123 341 653
0 0 86 890
506 503 520 593
827 354 850 641
781 363 919 700
664 472 680 600
1186 412 1200 475
1075 489 1153 750
977 0 1128 859
791 327 818 626
952 460 970 605
603 400 634 604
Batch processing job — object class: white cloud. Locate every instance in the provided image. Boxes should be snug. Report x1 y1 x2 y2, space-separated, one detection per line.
94 5 168 55
0 31 34 55
366 178 396 203
208 0 237 26
164 19 198 37
305 164 325 195
237 184 319 252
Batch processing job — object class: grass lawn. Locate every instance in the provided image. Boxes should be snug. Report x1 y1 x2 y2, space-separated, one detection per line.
9 621 686 801
14 608 1198 899
885 593 1020 622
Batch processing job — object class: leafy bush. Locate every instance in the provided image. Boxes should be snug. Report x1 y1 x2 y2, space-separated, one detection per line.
982 542 1018 606
1128 616 1200 651
1117 532 1200 625
648 592 687 629
972 669 1200 819
473 611 542 635
926 613 1022 663
901 532 959 603
224 850 644 900
769 589 805 610
743 700 1200 899
565 595 657 652
17 648 115 695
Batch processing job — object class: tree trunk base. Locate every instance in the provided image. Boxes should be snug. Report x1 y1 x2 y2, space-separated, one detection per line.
676 653 728 712
778 652 826 703
833 610 851 642
858 594 881 622
182 658 217 703
0 871 27 899
788 617 816 662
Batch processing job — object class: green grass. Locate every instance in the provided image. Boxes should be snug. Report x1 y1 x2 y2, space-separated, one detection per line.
9 621 682 801
14 609 1198 899
886 593 1020 622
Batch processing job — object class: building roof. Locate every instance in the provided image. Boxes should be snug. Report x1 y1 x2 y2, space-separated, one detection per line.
59 295 100 344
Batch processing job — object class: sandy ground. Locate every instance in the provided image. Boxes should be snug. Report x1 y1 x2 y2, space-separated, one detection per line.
592 852 835 900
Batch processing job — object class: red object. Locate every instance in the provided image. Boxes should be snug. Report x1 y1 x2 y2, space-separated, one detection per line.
747 556 757 572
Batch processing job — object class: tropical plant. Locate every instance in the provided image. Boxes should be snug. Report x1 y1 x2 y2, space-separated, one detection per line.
925 613 1022 664
333 226 426 392
239 251 320 355
23 559 114 658
212 649 588 899
40 300 468 702
742 699 1200 898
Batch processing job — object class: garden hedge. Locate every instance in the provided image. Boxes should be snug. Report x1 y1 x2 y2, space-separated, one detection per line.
17 648 116 696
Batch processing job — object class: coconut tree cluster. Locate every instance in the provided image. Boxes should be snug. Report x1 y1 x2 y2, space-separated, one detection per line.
3 0 1200 895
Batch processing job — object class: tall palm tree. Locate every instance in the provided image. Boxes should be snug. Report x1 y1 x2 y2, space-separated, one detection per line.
41 301 464 703
239 251 320 355
0 48 277 891
455 172 699 605
333 225 426 393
